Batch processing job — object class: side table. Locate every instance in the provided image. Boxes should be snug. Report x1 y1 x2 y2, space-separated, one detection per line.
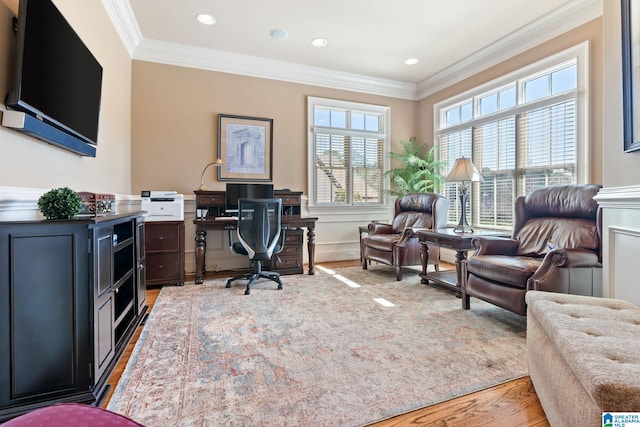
417 228 510 297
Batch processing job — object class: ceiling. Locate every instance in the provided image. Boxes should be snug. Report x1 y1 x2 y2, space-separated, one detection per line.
106 0 601 99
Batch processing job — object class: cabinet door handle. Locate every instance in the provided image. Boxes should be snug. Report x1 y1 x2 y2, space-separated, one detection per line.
159 236 164 240
159 264 164 269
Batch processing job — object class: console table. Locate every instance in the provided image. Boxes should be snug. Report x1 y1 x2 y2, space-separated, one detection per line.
417 228 510 296
193 190 317 284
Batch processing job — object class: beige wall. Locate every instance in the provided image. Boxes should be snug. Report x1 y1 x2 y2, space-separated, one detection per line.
417 18 604 185
0 0 132 194
130 61 417 195
602 0 640 186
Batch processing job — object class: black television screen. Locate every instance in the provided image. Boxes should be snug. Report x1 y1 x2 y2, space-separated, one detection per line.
225 183 274 213
5 0 103 147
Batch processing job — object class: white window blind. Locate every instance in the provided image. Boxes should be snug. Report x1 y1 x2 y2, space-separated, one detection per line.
435 44 588 229
309 97 389 206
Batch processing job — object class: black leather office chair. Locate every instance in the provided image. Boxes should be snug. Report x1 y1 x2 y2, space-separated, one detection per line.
226 198 285 295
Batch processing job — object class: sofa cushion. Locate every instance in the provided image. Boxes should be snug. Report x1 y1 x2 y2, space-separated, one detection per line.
516 218 598 257
362 234 401 252
467 255 541 288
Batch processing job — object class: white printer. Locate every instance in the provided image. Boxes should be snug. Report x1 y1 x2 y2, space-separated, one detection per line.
140 191 184 221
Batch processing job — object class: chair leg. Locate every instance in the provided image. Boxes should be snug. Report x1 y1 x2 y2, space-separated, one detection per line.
226 261 282 295
395 266 402 281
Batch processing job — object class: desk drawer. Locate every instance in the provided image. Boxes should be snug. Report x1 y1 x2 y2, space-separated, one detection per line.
146 223 180 251
280 244 300 256
279 195 301 205
273 254 301 270
284 230 303 244
146 253 180 281
197 194 224 206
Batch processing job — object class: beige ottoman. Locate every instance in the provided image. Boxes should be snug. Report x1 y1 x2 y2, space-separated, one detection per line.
526 291 640 427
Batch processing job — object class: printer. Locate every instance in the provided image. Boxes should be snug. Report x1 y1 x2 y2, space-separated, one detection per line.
141 191 184 221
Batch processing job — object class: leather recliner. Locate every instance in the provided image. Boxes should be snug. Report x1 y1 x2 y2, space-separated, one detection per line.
464 184 603 316
361 193 449 280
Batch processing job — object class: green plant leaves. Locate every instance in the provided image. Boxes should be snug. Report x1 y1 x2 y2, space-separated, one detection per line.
37 187 82 220
384 137 446 197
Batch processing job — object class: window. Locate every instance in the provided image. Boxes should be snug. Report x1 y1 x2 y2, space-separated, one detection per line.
308 97 390 206
435 43 589 229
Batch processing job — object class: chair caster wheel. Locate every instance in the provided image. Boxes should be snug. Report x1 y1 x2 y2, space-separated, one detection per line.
278 284 283 290
244 289 251 295
226 281 231 288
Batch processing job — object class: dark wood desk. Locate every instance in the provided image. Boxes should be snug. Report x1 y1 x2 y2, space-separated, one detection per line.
417 228 510 295
193 216 318 284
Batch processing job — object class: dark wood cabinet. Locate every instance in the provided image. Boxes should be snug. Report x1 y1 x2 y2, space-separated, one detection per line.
0 213 146 422
145 221 185 286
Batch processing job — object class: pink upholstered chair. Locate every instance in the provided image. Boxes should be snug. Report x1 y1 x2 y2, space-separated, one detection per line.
3 403 145 427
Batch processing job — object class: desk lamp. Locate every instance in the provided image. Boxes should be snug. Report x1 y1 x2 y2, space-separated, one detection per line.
446 157 483 233
198 159 224 191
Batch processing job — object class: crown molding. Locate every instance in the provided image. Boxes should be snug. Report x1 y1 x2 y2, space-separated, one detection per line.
133 39 419 100
101 0 142 56
416 0 603 99
102 0 602 101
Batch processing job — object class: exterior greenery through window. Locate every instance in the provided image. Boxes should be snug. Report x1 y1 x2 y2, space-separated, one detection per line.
308 97 389 206
435 44 588 229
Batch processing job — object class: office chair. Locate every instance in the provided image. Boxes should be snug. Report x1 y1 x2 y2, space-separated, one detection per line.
226 198 285 295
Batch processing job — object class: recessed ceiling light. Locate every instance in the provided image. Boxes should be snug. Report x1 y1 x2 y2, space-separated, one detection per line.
311 38 328 47
196 14 216 25
270 29 289 40
404 58 419 65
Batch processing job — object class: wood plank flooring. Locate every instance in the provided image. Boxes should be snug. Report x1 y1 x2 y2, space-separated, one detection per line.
102 261 549 426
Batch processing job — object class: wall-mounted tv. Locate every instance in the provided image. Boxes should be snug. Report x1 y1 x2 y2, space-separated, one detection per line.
3 0 103 157
225 183 275 213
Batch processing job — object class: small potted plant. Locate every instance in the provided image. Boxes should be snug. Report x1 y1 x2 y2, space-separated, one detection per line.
38 187 82 220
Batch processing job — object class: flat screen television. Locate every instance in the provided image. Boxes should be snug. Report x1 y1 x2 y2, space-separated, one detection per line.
225 183 274 214
4 0 103 155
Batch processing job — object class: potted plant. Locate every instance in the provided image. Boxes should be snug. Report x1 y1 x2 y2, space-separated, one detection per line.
38 187 83 220
384 137 446 197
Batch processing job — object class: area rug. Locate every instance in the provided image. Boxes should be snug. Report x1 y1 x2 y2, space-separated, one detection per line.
107 265 527 426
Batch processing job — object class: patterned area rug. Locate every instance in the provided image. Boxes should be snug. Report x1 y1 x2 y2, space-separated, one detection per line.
107 265 527 426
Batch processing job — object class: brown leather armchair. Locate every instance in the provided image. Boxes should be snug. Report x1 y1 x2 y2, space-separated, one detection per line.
464 184 603 316
361 193 449 280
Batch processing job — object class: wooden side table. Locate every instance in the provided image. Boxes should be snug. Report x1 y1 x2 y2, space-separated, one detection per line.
417 228 510 297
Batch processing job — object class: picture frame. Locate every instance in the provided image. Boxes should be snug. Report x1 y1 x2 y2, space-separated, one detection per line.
217 114 273 181
622 0 640 152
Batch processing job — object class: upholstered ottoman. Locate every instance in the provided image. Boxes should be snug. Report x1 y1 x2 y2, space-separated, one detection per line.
2 403 145 426
526 291 640 427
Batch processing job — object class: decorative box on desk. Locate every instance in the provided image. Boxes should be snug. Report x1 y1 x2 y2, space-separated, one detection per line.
78 192 115 216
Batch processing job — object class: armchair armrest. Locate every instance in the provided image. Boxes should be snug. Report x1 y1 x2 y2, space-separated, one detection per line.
368 223 393 235
527 248 601 291
395 227 419 246
472 236 519 256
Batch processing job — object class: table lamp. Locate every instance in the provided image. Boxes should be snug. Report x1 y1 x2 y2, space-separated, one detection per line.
446 157 483 233
198 159 224 191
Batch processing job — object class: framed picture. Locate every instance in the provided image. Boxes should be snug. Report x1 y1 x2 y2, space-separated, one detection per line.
217 114 273 181
622 0 640 152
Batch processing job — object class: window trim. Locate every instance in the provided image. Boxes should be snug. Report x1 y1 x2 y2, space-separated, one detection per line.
434 41 590 186
307 96 391 209
433 42 590 229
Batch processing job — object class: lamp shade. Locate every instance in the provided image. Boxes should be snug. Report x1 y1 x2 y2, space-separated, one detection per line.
445 157 483 183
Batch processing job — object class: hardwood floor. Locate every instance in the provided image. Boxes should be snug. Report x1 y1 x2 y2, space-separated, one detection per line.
102 261 549 426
